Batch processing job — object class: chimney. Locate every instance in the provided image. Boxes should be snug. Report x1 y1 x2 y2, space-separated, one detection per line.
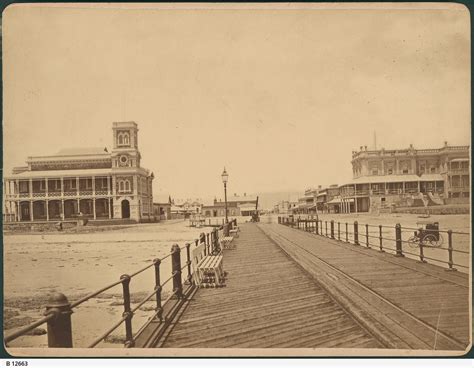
364 145 367 151
360 146 363 151
244 193 246 196
234 193 236 197
444 141 448 147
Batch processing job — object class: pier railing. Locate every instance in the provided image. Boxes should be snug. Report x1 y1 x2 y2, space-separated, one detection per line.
5 219 238 348
277 216 469 272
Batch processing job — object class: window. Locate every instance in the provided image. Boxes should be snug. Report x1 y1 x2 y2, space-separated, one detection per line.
420 165 425 173
70 179 76 189
123 134 130 145
387 169 393 175
19 181 28 192
85 180 92 189
119 181 124 192
372 170 378 175
430 167 436 173
402 168 409 174
118 135 123 145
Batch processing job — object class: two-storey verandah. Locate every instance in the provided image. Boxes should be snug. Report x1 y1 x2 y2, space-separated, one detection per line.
338 174 445 213
4 168 115 222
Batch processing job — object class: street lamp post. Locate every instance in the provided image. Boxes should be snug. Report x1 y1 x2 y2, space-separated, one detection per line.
221 168 229 223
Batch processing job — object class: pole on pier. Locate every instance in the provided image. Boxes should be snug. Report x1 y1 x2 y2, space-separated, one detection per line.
120 274 134 347
153 259 163 321
379 225 384 252
395 224 404 257
446 230 457 271
171 244 183 299
354 221 359 245
45 293 73 348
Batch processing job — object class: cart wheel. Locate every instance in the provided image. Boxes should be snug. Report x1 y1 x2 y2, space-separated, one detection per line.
407 236 419 248
422 234 438 247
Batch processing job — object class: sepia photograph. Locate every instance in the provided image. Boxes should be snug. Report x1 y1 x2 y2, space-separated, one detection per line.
1 2 471 358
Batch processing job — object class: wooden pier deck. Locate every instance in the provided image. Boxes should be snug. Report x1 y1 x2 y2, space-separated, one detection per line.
159 223 383 349
146 222 470 352
259 223 470 351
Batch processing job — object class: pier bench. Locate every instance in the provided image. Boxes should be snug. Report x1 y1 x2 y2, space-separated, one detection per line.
229 224 240 238
218 228 235 250
192 242 225 288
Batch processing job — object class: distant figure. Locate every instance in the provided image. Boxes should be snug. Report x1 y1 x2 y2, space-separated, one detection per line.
56 222 63 231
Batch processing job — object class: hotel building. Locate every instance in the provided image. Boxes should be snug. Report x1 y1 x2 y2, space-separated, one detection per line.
338 142 469 213
3 122 154 222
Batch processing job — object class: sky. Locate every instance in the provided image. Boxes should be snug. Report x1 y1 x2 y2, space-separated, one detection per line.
3 3 471 199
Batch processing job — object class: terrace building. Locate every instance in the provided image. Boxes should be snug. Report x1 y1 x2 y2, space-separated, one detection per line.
3 122 154 222
338 142 470 213
202 193 258 218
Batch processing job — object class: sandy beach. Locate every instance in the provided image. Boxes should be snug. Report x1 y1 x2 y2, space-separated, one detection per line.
4 219 208 348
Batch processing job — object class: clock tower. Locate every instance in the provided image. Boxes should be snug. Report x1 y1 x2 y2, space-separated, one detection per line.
111 121 150 220
111 121 140 168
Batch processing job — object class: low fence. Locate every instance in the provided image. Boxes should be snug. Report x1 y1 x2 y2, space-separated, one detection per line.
277 216 469 272
5 219 238 348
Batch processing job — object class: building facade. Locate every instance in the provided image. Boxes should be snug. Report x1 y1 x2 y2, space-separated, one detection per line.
202 194 258 217
4 122 154 222
338 142 469 213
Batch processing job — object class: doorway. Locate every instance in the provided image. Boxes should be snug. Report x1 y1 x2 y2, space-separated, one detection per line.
121 200 130 219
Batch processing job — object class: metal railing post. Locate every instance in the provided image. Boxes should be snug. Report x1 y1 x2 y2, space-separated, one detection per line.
395 224 404 257
153 259 163 321
365 224 370 248
315 220 319 234
330 220 335 239
446 230 457 271
45 293 73 348
338 222 340 240
120 274 134 347
171 244 183 299
185 242 192 284
354 221 359 245
379 225 384 252
345 222 348 242
206 233 210 255
418 233 427 263
325 221 328 237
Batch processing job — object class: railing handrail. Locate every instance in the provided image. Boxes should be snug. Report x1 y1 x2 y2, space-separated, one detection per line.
4 220 239 348
278 216 469 271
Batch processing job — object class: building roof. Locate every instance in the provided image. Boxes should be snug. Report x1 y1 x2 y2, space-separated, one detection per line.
6 168 114 179
226 195 258 202
55 147 109 156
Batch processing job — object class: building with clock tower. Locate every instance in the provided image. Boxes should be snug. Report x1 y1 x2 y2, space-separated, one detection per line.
4 122 154 223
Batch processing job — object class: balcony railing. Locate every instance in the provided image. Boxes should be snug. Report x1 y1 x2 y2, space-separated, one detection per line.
47 191 62 197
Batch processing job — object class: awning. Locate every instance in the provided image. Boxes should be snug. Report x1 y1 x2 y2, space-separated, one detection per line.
239 206 256 212
450 158 469 162
327 197 354 204
419 174 444 182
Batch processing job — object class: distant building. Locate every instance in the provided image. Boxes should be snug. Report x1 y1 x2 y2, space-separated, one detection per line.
153 195 172 220
202 193 258 217
338 142 470 213
3 122 154 222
